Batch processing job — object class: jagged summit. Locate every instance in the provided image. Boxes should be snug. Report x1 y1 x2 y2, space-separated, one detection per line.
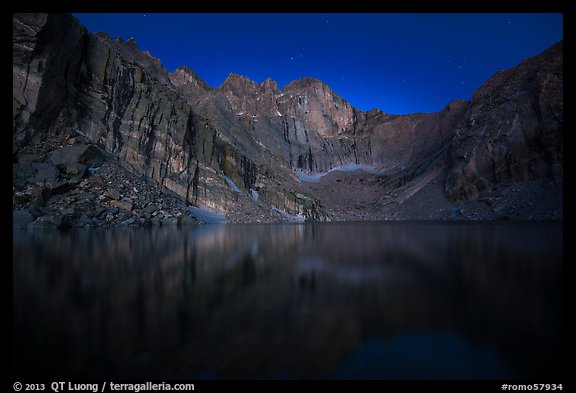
261 77 279 91
170 65 213 93
219 72 258 87
176 65 201 76
282 76 327 91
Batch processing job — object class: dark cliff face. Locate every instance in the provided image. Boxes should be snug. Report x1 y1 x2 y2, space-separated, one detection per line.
446 41 563 201
13 13 563 222
13 13 87 152
12 13 331 221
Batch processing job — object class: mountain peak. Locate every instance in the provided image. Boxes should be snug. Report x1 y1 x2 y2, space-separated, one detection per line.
126 37 138 47
219 72 260 92
13 13 563 223
282 77 326 92
223 72 252 82
472 39 562 103
366 108 385 117
175 65 202 79
261 77 280 93
170 66 212 93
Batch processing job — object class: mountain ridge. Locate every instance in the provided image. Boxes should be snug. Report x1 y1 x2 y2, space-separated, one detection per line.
12 13 563 226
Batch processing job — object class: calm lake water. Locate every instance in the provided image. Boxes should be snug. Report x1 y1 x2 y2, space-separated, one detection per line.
13 222 563 379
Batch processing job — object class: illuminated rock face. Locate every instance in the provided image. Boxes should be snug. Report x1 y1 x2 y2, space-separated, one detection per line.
216 73 470 175
13 13 562 222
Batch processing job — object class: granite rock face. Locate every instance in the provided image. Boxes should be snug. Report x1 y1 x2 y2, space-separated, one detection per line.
13 13 86 152
169 66 213 103
13 13 331 222
218 73 470 176
446 41 563 201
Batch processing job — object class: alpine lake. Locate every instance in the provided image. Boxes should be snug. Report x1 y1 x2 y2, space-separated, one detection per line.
13 222 563 379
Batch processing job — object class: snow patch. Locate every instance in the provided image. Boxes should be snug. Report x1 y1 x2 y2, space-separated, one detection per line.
223 175 241 193
294 163 387 182
271 205 306 223
186 206 227 224
276 110 283 116
293 168 322 183
249 189 259 202
237 112 245 116
331 163 387 175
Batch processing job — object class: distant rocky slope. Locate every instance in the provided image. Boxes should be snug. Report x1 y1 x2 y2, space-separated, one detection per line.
12 13 562 227
446 41 563 201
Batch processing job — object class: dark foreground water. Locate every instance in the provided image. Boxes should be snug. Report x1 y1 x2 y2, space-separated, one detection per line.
13 222 563 379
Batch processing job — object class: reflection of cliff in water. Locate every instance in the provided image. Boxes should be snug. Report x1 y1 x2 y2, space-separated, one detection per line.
13 223 562 379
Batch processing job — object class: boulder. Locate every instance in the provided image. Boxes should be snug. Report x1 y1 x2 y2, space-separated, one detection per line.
162 217 179 225
180 214 199 225
50 144 104 168
31 215 63 229
13 162 60 188
64 162 87 179
103 189 121 200
110 199 133 211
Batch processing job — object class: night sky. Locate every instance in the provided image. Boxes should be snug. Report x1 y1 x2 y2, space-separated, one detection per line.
73 13 562 115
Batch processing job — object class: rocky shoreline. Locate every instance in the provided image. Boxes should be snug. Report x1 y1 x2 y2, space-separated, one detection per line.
13 131 196 229
13 130 318 229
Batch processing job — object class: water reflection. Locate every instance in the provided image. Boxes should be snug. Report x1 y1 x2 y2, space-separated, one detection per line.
13 222 563 379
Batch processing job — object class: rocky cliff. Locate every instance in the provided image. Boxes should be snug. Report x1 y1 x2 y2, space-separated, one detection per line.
446 41 563 201
13 13 563 226
13 13 331 225
217 71 470 176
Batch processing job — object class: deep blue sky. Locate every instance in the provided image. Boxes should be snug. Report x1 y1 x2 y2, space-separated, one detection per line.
73 13 562 115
